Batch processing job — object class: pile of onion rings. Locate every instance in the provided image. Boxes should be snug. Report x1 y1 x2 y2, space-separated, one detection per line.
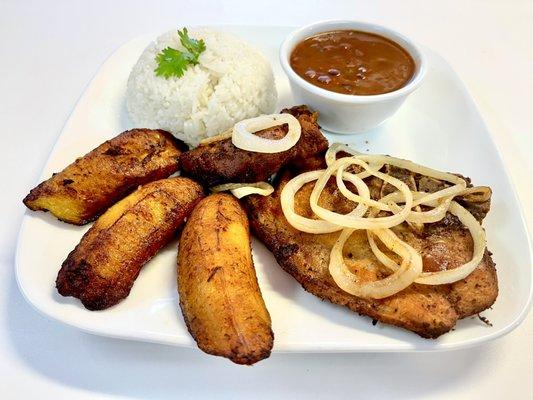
280 143 487 299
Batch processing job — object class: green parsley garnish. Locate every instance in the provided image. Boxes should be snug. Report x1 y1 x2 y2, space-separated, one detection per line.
154 28 206 79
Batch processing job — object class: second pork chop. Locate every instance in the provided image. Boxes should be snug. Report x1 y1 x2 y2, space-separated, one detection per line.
245 158 498 338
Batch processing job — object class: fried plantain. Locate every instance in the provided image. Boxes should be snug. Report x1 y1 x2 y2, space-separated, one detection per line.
24 129 186 225
177 193 273 365
56 177 204 310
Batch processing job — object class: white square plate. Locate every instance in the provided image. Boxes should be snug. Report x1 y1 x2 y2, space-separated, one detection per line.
16 26 532 352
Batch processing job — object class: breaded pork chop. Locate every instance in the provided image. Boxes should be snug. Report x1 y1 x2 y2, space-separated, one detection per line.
245 159 498 338
180 106 328 187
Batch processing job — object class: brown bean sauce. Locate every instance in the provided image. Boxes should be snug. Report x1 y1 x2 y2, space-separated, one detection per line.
290 30 415 96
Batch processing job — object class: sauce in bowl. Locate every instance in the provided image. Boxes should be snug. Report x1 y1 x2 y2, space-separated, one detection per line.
290 30 415 96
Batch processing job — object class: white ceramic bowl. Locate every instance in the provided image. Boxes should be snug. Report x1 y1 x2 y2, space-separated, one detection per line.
280 20 427 134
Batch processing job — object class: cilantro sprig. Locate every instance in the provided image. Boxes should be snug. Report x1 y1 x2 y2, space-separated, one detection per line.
155 28 206 79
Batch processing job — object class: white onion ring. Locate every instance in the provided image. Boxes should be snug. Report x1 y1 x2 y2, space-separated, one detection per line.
199 128 233 145
459 186 492 203
336 170 390 212
310 157 414 230
278 143 488 298
325 143 361 166
356 154 466 186
326 143 383 178
231 114 301 153
380 191 460 224
329 228 422 299
368 202 486 285
211 182 274 199
415 201 487 284
367 231 399 273
280 170 342 234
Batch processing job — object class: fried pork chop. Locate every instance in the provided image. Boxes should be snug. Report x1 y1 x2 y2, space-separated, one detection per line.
245 157 498 338
180 106 328 187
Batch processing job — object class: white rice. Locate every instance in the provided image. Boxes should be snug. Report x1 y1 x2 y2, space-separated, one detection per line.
126 29 277 147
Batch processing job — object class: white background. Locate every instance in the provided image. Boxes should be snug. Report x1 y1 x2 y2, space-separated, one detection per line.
1 0 532 398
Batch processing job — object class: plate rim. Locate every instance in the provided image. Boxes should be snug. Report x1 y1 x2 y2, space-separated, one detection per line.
15 25 533 353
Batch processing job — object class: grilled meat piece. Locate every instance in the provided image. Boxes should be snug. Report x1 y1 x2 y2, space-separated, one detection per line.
56 177 204 310
24 129 186 225
245 158 498 338
180 106 328 187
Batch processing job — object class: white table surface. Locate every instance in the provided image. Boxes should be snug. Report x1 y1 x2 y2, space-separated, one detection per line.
1 0 531 398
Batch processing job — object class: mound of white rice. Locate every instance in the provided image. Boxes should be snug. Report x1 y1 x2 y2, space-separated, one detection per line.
126 29 277 147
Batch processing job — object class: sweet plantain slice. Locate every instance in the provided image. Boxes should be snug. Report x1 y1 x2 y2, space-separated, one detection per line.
177 193 273 365
24 129 186 225
56 177 204 310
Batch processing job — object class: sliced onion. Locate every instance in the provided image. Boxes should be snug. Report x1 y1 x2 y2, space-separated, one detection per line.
415 201 486 285
310 157 414 230
329 228 422 299
332 168 371 218
404 200 451 224
278 144 488 298
367 231 399 273
199 128 233 145
280 170 342 234
326 143 383 178
325 143 361 166
356 154 466 186
459 186 492 203
336 170 390 212
380 191 455 224
211 182 274 199
412 183 466 208
231 114 301 153
367 202 486 285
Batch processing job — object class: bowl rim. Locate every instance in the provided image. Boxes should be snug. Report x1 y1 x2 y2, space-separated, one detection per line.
279 19 427 104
